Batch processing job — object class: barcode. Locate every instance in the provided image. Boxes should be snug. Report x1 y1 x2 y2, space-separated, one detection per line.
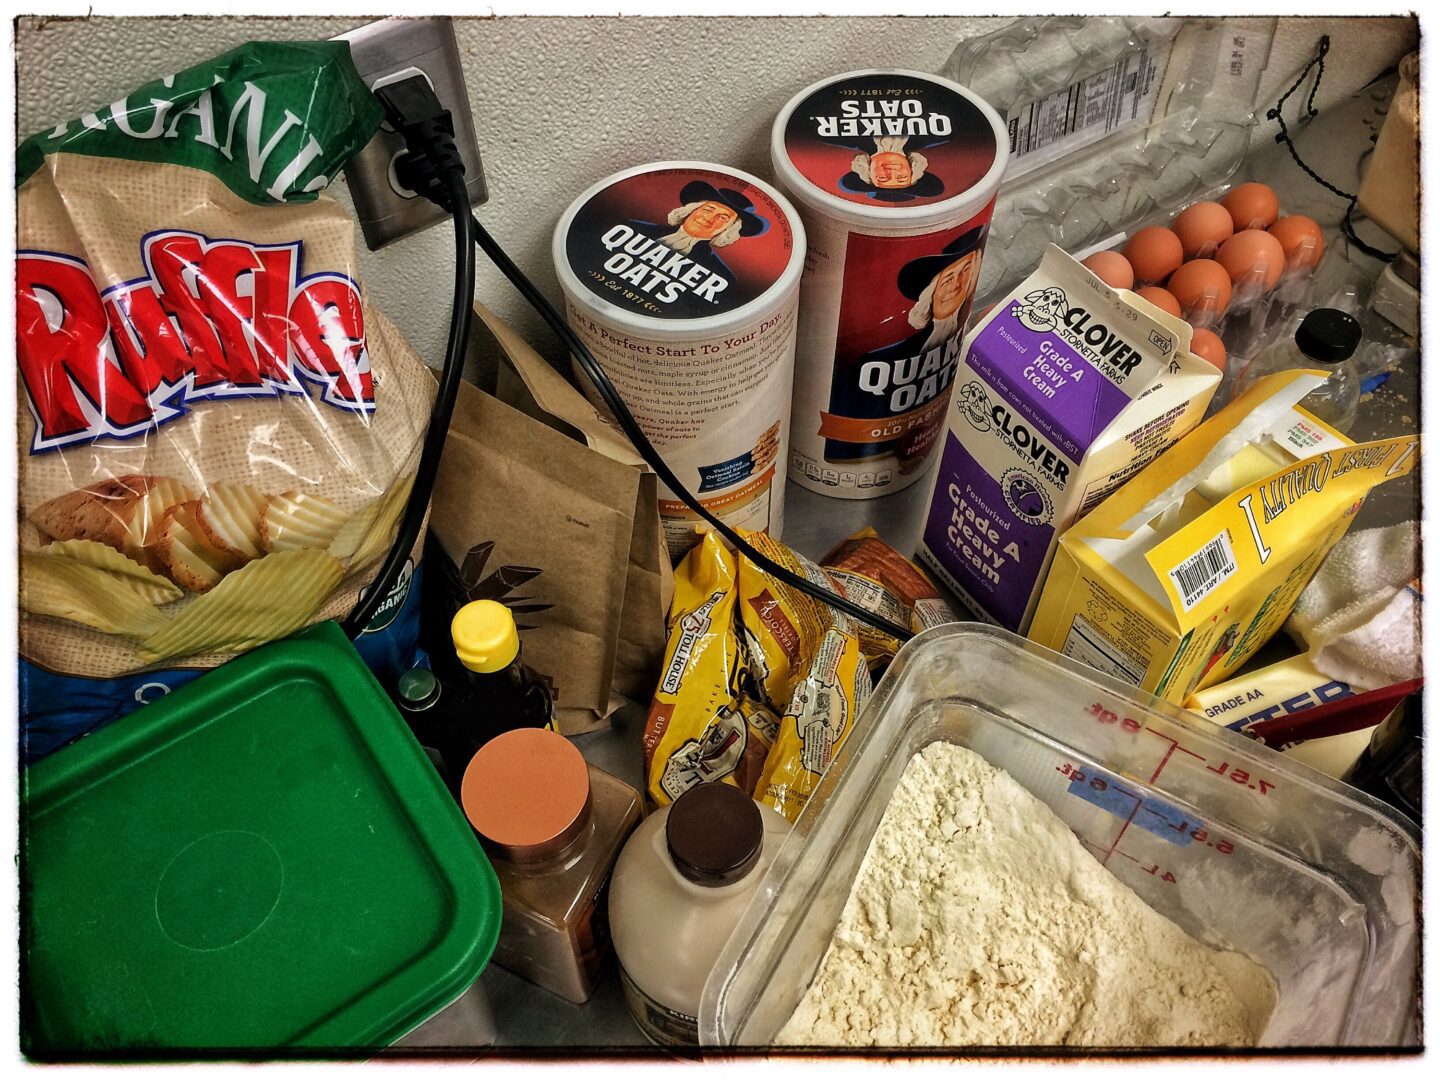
1169 532 1236 611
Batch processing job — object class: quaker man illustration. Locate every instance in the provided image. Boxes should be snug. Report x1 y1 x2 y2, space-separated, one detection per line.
839 135 946 202
658 179 769 257
830 225 987 469
895 224 987 352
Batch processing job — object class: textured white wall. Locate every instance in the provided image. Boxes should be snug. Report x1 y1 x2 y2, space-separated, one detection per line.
16 14 1418 364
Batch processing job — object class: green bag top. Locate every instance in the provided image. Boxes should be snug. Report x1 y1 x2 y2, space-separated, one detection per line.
16 39 382 204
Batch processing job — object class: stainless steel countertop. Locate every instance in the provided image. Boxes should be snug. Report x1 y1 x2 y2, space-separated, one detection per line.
428 64 1418 1054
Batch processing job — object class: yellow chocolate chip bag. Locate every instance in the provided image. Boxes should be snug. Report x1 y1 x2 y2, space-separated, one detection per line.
735 531 872 822
643 530 871 822
642 533 777 804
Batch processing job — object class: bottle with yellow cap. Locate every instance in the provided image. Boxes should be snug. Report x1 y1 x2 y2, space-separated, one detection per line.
399 600 555 796
451 597 555 723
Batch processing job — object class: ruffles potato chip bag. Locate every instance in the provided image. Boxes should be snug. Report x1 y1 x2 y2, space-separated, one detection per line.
643 530 871 822
16 41 435 758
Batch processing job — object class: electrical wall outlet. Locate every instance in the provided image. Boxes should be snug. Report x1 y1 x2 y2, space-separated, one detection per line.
337 17 487 250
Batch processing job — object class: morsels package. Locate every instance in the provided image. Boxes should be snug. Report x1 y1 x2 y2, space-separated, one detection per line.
643 531 871 823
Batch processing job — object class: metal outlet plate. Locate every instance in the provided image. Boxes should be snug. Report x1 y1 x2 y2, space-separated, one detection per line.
337 17 487 250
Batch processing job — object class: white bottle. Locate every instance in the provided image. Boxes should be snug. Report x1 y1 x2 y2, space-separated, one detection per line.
609 783 791 1047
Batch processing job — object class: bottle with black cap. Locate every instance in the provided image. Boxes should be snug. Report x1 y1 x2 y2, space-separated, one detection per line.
1234 308 1364 432
609 783 791 1047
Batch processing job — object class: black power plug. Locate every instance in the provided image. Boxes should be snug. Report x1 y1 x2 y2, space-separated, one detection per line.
372 75 465 211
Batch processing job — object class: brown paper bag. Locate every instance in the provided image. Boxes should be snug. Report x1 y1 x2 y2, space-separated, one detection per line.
428 304 672 734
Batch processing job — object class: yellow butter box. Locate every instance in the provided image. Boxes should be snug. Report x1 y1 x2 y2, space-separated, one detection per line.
1187 651 1355 731
1028 369 1420 704
1186 652 1372 779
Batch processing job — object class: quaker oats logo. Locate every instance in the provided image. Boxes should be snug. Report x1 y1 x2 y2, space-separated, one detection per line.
1002 467 1053 526
1013 286 1069 333
956 380 992 431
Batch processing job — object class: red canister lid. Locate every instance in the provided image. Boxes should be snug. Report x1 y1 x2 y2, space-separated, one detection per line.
461 729 592 864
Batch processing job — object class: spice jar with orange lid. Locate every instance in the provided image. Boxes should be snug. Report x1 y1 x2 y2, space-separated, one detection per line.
460 728 642 1003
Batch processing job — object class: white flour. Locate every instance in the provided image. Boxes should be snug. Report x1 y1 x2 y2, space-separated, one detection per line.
777 742 1275 1047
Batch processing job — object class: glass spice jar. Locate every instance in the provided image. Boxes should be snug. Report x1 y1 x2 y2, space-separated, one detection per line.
460 728 641 1003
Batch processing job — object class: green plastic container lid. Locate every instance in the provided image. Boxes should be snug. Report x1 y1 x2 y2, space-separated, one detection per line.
21 622 502 1057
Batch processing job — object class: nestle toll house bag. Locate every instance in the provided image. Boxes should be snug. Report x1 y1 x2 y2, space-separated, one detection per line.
15 42 436 760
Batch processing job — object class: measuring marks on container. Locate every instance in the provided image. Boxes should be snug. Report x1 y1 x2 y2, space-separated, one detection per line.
1054 699 1282 885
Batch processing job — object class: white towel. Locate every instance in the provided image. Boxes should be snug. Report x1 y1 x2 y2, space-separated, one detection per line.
1286 522 1421 692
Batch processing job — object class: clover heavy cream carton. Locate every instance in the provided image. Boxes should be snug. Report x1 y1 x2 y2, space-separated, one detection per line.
16 43 435 759
917 246 1221 633
1028 371 1420 704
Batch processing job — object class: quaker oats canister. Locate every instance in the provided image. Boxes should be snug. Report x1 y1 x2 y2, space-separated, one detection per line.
771 69 1009 499
553 161 805 559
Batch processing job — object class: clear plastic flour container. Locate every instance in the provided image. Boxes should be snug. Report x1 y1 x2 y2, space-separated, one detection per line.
700 624 1419 1049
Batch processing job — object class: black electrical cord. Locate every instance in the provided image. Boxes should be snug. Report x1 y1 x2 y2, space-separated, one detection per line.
343 84 474 637
468 214 917 644
1267 35 1398 263
351 73 913 644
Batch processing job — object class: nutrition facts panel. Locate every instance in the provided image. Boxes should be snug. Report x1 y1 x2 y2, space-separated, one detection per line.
1005 47 1165 176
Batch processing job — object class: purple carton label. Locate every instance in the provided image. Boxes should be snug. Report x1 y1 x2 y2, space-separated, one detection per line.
968 295 1139 460
923 431 1056 630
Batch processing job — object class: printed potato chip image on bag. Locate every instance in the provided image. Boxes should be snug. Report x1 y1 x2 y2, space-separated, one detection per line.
16 41 437 758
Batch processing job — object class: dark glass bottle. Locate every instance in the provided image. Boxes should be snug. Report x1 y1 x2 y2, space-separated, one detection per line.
395 600 554 795
450 599 555 735
394 668 453 780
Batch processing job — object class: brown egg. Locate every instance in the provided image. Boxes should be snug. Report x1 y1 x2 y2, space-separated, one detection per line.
1082 250 1135 290
1135 286 1182 318
1167 259 1233 318
1267 215 1326 269
1123 227 1184 285
1171 201 1234 260
1189 327 1228 372
1221 182 1280 231
1216 229 1287 293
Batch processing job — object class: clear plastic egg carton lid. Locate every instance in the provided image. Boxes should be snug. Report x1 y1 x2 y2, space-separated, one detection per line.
943 16 1279 306
700 625 1419 1049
